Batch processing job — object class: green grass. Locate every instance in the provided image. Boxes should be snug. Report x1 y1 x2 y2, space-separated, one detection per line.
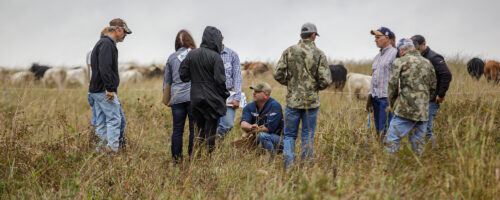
0 59 499 199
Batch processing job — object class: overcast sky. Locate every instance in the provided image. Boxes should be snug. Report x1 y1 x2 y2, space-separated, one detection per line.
0 0 499 68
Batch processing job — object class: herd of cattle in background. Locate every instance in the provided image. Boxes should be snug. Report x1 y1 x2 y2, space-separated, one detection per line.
0 58 498 96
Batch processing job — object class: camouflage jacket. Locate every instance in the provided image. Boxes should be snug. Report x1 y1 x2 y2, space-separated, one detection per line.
389 50 437 122
274 39 332 109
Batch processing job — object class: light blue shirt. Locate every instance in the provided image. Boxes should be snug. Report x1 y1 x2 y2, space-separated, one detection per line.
164 47 191 105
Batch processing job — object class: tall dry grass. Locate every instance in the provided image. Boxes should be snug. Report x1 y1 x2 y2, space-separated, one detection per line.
0 58 499 199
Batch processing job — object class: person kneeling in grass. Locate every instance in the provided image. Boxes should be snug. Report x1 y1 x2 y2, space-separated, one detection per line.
239 82 284 155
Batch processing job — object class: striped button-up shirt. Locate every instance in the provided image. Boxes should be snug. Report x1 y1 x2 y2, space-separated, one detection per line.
370 46 397 98
221 46 242 102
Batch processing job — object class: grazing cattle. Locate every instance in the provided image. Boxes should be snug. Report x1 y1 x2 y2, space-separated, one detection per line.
328 65 348 90
484 60 500 84
467 58 484 80
42 68 67 88
242 62 271 77
65 67 87 86
29 63 51 80
10 71 35 85
346 73 371 99
120 69 143 84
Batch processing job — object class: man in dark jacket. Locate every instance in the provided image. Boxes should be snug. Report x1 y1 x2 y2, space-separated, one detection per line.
411 35 452 144
89 18 132 152
179 26 229 153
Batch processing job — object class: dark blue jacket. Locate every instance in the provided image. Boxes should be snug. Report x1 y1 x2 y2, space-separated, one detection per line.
241 97 284 135
89 35 119 93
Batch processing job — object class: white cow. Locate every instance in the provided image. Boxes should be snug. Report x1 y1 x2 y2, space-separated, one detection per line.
120 69 143 84
10 71 35 85
65 67 87 86
346 73 372 99
42 68 67 88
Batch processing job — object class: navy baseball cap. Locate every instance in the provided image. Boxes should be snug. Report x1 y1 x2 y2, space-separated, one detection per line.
371 27 395 39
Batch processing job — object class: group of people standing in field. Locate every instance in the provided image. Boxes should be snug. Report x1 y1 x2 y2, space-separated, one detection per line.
87 18 452 168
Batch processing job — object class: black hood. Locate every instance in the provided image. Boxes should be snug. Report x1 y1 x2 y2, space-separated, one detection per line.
200 26 222 54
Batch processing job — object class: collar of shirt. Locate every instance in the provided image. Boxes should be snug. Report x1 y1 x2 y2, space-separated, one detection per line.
299 39 315 46
104 34 117 45
221 46 229 54
379 45 394 55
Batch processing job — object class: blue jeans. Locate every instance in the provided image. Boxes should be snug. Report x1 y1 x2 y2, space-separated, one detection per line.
257 132 283 155
90 92 126 152
171 101 195 161
425 102 440 143
87 93 97 126
372 97 393 134
217 107 236 137
283 106 319 167
385 115 426 153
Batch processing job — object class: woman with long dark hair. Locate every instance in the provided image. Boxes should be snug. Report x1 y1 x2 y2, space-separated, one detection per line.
162 30 197 162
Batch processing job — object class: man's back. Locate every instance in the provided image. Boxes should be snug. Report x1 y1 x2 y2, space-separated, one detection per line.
389 50 437 121
274 39 332 109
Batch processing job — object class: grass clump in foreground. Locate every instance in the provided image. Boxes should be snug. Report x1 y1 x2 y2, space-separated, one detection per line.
0 59 500 199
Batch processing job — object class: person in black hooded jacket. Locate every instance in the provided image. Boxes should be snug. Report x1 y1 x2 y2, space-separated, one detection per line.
179 26 230 153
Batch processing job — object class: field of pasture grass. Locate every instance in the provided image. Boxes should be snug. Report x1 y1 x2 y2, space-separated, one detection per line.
0 58 499 199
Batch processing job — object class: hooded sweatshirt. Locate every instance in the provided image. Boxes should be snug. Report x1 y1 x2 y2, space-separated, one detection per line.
179 26 229 119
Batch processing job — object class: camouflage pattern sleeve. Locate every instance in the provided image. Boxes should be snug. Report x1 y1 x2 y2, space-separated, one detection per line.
388 58 402 108
316 53 332 90
273 48 289 86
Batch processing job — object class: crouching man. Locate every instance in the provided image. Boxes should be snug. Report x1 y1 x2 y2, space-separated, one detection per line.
240 82 284 155
385 38 437 153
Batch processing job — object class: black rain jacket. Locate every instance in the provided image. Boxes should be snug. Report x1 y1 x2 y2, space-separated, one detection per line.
179 26 229 119
422 47 452 100
89 35 120 93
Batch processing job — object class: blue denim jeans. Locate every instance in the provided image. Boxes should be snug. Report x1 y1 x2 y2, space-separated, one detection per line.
425 101 440 143
87 93 97 126
257 132 282 155
371 97 393 134
171 101 195 161
385 115 426 153
90 92 126 152
283 106 319 167
217 107 236 137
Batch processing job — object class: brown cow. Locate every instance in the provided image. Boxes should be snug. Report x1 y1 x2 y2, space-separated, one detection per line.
484 60 500 84
241 62 272 77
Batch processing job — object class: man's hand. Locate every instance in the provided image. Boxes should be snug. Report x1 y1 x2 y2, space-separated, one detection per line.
385 105 393 113
231 100 240 109
436 96 445 104
366 94 373 113
106 91 115 101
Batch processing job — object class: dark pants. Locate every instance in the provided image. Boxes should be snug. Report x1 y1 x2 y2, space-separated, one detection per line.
171 102 195 161
193 110 218 153
371 96 393 137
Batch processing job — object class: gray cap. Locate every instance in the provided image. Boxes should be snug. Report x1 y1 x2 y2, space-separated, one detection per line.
301 22 319 36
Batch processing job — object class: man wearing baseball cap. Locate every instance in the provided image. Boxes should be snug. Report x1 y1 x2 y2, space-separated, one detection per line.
385 38 436 153
411 35 452 145
240 82 284 155
274 22 332 168
89 18 132 152
366 27 398 142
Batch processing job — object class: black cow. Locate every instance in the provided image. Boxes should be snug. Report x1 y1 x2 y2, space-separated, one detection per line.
29 63 51 80
467 58 484 80
329 64 347 90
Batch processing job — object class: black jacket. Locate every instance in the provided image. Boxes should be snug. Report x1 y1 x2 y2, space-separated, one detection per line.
179 26 229 119
89 35 119 93
422 47 452 100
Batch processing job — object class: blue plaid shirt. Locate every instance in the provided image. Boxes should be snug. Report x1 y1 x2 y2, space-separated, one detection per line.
221 46 242 102
370 46 397 98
